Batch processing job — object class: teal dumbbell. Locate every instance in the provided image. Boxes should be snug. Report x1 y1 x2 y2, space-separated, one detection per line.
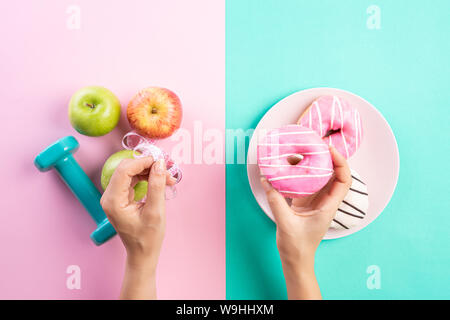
34 136 116 245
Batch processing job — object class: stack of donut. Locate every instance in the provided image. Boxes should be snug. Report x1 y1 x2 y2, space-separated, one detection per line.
257 95 369 230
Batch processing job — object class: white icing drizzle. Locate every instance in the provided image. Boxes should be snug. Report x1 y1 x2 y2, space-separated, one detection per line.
329 97 336 146
267 131 315 137
315 101 323 137
331 97 336 128
279 191 314 195
259 151 329 160
354 110 359 148
268 172 333 182
259 153 298 160
258 164 333 171
301 151 330 155
341 131 349 157
309 109 312 128
258 143 327 147
337 97 349 158
358 111 362 145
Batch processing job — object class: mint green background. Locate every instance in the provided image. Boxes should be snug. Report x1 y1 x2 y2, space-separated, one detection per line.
226 0 449 299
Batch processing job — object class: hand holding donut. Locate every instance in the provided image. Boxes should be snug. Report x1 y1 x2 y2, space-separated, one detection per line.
260 147 351 299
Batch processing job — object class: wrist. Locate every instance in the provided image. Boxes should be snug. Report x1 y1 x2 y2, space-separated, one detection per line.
281 255 316 292
278 246 316 281
126 254 157 278
121 256 157 300
281 255 315 276
277 241 316 268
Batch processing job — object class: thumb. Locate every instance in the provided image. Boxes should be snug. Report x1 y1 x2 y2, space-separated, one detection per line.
260 177 291 225
143 159 167 219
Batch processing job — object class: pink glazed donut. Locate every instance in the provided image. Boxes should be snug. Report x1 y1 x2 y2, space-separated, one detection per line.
257 125 333 198
298 95 362 159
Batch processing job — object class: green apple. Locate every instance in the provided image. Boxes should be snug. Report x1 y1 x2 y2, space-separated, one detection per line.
68 86 121 137
101 150 148 201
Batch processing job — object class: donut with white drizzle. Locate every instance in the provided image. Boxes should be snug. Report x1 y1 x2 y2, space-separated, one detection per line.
257 125 333 198
297 95 362 159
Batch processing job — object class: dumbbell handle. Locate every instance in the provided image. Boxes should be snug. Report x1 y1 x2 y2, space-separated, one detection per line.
54 155 106 225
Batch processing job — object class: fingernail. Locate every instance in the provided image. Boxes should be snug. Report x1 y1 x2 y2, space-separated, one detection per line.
155 159 165 174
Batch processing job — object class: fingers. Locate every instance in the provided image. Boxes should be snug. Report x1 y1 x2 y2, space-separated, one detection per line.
106 157 155 203
291 195 313 209
133 172 177 187
143 159 167 219
330 146 351 185
166 172 177 186
261 177 291 225
323 146 351 210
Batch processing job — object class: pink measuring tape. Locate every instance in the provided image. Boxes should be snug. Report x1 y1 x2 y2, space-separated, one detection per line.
122 132 182 199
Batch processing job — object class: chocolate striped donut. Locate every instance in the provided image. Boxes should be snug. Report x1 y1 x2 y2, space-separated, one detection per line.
330 169 369 230
298 95 362 159
257 125 333 198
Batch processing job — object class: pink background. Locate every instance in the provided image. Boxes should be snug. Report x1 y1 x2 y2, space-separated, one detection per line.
0 0 224 299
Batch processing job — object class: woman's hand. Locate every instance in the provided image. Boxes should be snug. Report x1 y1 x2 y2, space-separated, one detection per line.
100 157 175 299
261 146 351 299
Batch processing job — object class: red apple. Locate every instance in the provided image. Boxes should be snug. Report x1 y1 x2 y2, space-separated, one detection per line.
127 87 182 139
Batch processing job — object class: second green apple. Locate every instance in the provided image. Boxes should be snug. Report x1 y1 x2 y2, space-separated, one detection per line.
101 150 147 201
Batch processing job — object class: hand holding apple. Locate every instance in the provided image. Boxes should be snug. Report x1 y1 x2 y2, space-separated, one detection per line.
101 150 148 201
101 149 178 202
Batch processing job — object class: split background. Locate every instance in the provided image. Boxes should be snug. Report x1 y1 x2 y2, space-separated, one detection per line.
0 0 449 299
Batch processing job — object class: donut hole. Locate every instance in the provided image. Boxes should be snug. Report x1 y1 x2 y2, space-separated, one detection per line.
324 128 341 138
287 154 304 165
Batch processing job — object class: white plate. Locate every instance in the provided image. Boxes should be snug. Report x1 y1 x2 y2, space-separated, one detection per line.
247 88 400 239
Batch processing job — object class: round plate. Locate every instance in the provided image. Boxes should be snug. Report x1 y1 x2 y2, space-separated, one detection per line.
247 87 400 239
